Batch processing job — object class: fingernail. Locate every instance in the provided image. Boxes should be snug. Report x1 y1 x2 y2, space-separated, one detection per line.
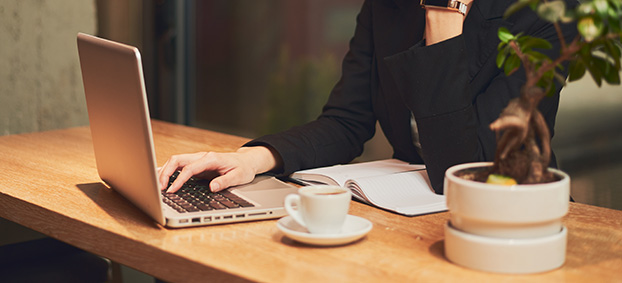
211 182 220 192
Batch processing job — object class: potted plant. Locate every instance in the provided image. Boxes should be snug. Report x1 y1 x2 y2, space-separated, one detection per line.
444 0 622 274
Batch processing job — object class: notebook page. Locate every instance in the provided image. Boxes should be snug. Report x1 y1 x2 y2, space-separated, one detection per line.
292 159 425 187
347 170 446 215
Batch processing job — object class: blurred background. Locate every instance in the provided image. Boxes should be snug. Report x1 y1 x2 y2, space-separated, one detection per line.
1 0 621 280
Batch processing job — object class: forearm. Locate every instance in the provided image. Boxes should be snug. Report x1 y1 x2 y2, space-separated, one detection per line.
236 145 282 175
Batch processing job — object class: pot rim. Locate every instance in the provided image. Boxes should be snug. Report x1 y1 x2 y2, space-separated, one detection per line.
445 162 570 192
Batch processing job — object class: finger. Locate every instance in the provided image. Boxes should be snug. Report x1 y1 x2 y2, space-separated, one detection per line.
166 162 202 193
209 168 253 192
159 157 184 190
159 153 202 191
166 153 221 193
158 160 172 189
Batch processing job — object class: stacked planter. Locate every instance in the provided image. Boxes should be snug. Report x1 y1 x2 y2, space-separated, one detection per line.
444 162 570 274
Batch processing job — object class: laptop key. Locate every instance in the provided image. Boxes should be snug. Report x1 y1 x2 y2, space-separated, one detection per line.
209 201 227 210
197 204 213 211
220 201 239 208
186 207 200 212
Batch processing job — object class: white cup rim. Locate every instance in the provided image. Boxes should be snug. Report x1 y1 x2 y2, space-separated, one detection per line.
298 185 350 198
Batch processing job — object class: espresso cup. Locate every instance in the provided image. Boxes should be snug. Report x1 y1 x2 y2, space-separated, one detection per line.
284 186 351 234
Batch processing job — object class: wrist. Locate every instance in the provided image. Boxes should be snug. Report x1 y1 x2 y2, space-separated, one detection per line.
424 8 465 45
237 146 281 175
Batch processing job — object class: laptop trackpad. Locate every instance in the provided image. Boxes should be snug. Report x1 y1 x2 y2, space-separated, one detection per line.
230 176 297 207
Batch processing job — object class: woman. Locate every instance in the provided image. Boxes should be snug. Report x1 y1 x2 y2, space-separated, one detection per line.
159 0 577 194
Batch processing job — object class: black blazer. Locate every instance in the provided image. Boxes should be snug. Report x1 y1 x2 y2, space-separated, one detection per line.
247 0 578 193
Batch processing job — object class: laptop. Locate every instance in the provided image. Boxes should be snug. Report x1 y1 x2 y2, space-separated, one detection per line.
77 32 298 228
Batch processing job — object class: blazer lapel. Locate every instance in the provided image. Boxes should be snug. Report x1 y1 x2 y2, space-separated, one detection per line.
463 0 514 81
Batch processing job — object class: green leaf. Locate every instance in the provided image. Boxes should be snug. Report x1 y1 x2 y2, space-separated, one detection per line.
497 49 508 68
504 55 521 75
568 59 587 82
605 68 621 84
609 0 622 10
580 42 593 58
498 27 514 43
520 37 554 51
578 17 605 42
577 2 595 17
604 39 622 69
497 41 507 51
608 8 622 33
585 56 604 86
560 8 578 23
594 0 609 18
504 0 534 18
603 59 621 84
537 0 567 22
529 51 551 61
537 72 556 97
543 69 555 80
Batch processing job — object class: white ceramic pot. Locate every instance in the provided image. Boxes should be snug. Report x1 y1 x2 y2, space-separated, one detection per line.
443 162 570 274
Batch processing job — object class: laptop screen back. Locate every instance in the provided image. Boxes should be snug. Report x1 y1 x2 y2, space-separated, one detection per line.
77 33 165 225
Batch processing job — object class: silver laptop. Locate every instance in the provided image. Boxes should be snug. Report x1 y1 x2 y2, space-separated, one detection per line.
77 33 297 228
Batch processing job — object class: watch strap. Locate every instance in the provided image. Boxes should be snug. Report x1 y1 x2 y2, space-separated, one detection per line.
420 0 468 16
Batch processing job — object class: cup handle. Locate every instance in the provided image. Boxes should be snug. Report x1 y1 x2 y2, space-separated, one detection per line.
284 194 306 228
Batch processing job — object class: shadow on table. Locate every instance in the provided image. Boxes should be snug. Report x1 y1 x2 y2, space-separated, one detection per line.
76 182 162 231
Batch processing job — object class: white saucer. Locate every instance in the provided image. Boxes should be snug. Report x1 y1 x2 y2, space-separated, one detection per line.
277 215 373 246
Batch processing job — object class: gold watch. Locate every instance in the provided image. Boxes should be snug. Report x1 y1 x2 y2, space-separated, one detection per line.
420 0 468 16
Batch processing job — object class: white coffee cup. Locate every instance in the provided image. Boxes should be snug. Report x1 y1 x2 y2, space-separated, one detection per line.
284 186 351 234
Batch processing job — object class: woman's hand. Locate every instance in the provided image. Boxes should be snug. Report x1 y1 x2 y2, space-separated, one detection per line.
158 146 281 193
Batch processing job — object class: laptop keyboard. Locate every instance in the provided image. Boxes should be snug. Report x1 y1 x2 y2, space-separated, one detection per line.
161 172 255 213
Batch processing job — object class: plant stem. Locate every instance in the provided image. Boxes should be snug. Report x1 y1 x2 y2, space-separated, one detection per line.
534 36 583 86
510 36 584 93
509 41 535 86
553 22 567 51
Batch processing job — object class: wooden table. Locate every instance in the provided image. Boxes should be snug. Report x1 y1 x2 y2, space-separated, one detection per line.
1 120 621 282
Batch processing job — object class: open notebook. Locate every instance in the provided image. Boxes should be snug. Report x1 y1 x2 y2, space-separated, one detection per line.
291 159 447 216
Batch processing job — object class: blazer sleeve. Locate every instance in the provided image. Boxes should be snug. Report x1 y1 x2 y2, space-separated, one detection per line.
383 2 578 193
245 0 377 175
